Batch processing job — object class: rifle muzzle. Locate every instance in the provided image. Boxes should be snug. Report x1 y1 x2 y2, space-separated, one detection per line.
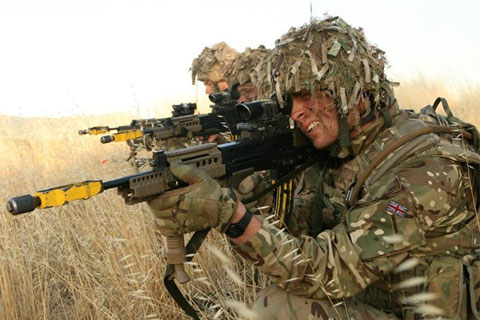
7 195 40 215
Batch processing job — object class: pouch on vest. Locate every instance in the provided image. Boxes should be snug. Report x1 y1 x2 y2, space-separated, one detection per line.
421 257 466 319
466 257 480 320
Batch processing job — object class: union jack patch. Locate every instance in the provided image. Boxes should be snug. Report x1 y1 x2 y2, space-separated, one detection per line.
387 201 408 217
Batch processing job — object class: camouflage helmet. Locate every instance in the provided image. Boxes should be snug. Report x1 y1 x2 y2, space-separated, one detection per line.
256 16 396 115
190 42 239 85
225 45 271 87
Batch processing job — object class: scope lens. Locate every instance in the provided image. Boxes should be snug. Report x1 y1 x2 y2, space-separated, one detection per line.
235 101 267 121
235 103 252 121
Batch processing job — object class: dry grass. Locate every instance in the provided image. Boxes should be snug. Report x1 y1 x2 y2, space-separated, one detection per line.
0 114 267 320
1 78 479 319
394 75 480 126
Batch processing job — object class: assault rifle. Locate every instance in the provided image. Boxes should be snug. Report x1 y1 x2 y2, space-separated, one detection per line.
7 133 316 216
77 102 197 136
99 89 244 146
79 87 244 149
98 113 230 144
7 96 321 319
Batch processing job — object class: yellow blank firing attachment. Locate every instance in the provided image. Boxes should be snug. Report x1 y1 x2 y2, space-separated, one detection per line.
34 180 103 209
108 130 143 143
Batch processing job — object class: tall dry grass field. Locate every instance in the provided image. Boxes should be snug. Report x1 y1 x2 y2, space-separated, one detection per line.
0 114 266 320
0 79 479 319
394 76 480 126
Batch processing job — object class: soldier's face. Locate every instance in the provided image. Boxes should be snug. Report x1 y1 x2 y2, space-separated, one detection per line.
204 81 215 95
204 80 228 95
290 92 339 150
217 80 229 92
238 84 257 102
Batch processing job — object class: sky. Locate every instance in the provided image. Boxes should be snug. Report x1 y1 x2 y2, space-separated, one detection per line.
0 0 479 117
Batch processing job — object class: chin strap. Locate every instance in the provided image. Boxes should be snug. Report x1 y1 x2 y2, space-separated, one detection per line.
338 116 352 149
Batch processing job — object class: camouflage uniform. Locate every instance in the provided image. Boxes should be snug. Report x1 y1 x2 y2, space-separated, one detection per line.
234 107 480 319
147 18 480 319
231 17 480 319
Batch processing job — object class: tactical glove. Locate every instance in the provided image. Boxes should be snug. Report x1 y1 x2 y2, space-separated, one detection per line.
237 171 273 211
148 164 238 237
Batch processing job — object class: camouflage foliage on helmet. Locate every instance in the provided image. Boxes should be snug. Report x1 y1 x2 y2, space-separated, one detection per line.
190 42 239 84
256 16 395 115
225 45 271 87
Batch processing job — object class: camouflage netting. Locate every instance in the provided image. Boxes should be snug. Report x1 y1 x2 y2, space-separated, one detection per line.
256 16 396 116
190 42 239 84
225 45 271 86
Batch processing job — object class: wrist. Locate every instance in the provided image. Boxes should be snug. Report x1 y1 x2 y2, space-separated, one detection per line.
231 202 247 223
225 205 252 239
227 202 262 245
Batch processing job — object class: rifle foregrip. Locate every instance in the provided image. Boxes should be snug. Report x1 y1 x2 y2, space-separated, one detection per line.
166 236 190 284
6 195 40 215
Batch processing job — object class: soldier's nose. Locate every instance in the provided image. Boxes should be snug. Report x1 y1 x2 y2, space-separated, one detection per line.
291 108 306 122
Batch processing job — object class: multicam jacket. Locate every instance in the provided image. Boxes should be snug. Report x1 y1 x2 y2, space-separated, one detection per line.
234 108 480 319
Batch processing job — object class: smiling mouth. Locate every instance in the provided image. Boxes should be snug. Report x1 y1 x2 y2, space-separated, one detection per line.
306 121 321 133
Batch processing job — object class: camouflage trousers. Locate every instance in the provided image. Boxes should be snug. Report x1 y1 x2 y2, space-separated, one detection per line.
251 286 398 320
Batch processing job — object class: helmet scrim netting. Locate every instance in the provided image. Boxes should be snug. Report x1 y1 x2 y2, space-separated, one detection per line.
256 16 395 116
225 45 271 87
190 42 239 84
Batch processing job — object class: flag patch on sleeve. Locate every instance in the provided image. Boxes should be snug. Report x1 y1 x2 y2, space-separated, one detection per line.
387 200 408 217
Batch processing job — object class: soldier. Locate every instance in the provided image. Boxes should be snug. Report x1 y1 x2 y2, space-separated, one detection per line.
225 45 270 102
149 17 480 319
128 43 239 170
191 41 239 95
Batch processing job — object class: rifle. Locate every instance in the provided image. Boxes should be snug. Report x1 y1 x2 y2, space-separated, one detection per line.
78 102 197 136
98 89 245 146
98 113 230 145
7 97 321 319
80 89 244 149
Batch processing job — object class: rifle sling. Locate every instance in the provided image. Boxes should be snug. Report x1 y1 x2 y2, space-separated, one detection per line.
164 229 209 320
244 153 325 205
